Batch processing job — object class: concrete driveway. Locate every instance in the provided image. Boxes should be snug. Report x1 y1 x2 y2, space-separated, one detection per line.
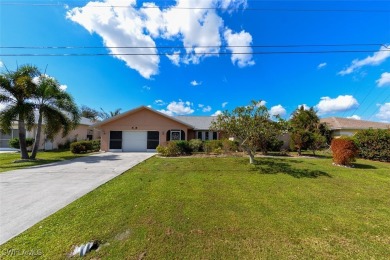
0 152 155 245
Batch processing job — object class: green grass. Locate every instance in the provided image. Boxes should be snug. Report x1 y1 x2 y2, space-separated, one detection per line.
0 150 87 173
1 156 390 259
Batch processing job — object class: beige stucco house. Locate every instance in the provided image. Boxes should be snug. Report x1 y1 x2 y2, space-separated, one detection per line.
0 115 100 151
320 117 390 137
93 106 219 152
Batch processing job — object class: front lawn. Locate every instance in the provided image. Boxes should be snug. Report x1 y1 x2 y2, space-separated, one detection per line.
1 157 390 259
0 150 87 173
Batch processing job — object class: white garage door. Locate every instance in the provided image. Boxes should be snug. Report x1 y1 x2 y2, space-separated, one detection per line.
122 131 147 152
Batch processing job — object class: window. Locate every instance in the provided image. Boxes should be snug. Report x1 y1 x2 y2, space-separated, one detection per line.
109 131 122 149
147 131 159 149
205 132 209 140
197 131 202 140
170 130 181 141
213 132 218 140
0 129 19 148
87 129 93 140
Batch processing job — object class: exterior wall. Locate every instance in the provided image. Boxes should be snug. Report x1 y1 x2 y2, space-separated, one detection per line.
99 109 191 151
0 124 99 150
331 129 356 138
43 125 100 150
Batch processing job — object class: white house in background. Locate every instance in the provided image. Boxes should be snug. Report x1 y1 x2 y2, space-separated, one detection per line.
320 117 390 137
0 112 100 151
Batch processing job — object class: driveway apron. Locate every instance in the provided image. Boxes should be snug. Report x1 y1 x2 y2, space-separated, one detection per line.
0 152 154 245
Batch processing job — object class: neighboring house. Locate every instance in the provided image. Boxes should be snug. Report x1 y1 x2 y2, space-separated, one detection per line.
93 106 220 152
0 113 100 150
320 117 390 138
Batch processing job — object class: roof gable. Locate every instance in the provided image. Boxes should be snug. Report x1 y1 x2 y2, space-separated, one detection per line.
92 106 194 128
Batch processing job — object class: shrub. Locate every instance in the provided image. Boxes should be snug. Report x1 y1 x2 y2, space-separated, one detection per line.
175 140 192 155
70 140 99 154
222 139 239 153
58 139 72 150
156 142 181 157
331 138 359 166
189 139 203 152
354 129 390 162
266 138 284 152
203 140 223 154
8 137 34 149
91 139 101 152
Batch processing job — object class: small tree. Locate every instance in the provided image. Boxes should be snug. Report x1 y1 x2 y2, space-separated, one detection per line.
210 100 286 164
289 106 326 156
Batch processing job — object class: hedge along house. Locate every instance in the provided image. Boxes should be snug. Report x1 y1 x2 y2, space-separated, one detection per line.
93 106 220 152
0 112 100 151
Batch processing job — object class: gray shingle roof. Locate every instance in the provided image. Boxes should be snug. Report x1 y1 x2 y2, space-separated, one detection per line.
320 117 390 130
174 116 217 130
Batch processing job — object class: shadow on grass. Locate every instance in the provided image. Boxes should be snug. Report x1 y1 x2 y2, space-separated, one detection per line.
253 159 332 178
353 163 377 169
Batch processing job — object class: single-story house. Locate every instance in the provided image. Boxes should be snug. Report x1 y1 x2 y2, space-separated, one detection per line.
0 113 100 151
93 106 220 152
320 117 390 138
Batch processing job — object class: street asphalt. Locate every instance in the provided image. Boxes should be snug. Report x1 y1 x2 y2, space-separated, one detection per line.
0 152 155 245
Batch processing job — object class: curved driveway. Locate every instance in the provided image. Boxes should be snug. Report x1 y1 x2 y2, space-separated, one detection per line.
0 152 154 245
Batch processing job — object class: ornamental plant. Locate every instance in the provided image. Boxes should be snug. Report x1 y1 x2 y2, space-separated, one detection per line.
331 138 359 166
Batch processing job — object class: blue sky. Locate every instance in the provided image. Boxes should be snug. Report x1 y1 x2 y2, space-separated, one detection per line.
1 0 390 121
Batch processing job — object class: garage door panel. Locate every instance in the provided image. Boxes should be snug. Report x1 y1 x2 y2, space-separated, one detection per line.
122 131 147 152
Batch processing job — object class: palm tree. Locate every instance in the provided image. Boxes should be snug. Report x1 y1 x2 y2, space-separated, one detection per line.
0 65 39 159
99 108 122 120
30 75 80 159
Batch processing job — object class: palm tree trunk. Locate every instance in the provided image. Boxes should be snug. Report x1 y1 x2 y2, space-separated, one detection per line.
18 117 29 160
30 111 43 159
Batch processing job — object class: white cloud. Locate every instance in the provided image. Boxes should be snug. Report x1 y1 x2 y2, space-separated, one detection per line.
339 45 390 75
154 99 166 106
298 104 310 110
190 80 202 86
158 100 194 116
212 110 222 116
142 85 151 91
59 85 67 91
317 62 327 69
270 105 286 117
222 102 228 108
0 61 4 68
202 105 212 112
376 103 390 121
67 0 250 78
347 115 361 120
315 95 359 115
198 104 204 108
166 51 181 66
256 100 266 107
67 0 159 79
376 72 390 87
224 28 255 68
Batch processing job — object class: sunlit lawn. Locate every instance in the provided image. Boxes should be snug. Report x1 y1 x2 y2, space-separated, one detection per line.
0 150 87 173
1 156 389 259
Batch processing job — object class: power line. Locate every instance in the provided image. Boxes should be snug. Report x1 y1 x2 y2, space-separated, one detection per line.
1 49 390 57
1 2 390 13
1 43 388 49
